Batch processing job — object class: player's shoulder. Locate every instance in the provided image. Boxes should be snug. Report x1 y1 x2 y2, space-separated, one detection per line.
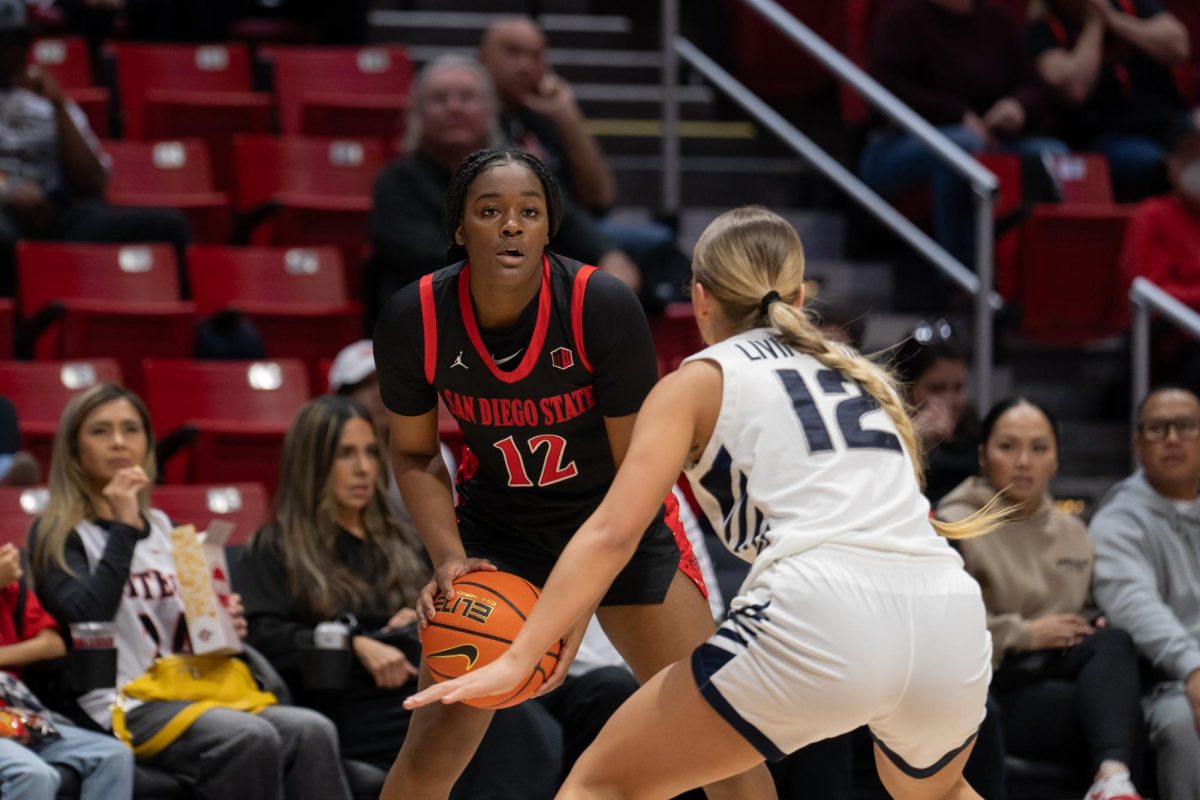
382 263 464 313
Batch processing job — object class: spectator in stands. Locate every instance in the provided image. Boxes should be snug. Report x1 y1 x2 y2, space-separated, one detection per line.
58 0 237 54
891 321 981 504
939 396 1146 800
327 339 459 527
478 16 692 308
1091 386 1200 800
0 540 134 800
1122 130 1200 310
369 54 638 305
0 0 189 295
1029 0 1193 201
239 395 566 797
29 383 353 800
859 0 1067 267
0 395 38 485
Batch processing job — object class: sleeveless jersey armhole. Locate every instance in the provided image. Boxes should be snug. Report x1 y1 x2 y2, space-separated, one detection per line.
570 265 598 373
419 273 437 386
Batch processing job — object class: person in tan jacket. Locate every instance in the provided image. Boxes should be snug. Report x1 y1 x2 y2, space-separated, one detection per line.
937 396 1146 800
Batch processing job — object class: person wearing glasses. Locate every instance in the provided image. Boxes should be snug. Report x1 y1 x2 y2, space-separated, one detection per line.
1091 386 1200 800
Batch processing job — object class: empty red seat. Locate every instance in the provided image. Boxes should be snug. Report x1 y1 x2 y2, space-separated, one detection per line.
231 135 386 296
1045 153 1114 205
16 243 195 391
0 299 13 360
262 45 412 139
103 139 232 243
142 359 310 490
0 359 123 477
0 487 48 549
1018 205 1134 344
650 303 704 375
153 482 269 546
187 245 362 390
30 36 110 136
107 43 272 188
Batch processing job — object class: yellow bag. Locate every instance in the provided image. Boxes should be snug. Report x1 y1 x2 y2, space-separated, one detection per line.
110 655 277 758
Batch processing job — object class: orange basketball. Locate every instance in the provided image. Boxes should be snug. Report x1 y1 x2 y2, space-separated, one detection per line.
421 571 562 709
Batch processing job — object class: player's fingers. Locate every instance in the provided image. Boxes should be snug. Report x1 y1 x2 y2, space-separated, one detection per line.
534 658 568 697
404 681 455 708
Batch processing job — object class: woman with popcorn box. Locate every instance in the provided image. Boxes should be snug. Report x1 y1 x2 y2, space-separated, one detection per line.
30 383 353 800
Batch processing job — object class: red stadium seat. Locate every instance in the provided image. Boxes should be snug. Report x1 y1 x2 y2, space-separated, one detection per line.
16 243 195 391
103 140 232 243
0 487 48 549
0 299 13 360
30 36 110 136
153 482 269 546
1046 153 1114 206
650 303 704 375
261 45 412 139
107 43 272 188
186 245 362 391
142 359 310 490
0 359 123 480
231 135 386 296
1018 205 1134 344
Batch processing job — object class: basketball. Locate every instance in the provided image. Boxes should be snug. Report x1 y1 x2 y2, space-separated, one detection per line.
421 571 562 709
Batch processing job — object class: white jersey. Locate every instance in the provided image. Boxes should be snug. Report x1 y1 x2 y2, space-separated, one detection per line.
682 328 960 584
74 509 188 728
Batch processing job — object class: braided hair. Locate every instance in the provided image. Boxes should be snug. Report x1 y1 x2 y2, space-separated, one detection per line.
692 206 1010 540
443 148 563 265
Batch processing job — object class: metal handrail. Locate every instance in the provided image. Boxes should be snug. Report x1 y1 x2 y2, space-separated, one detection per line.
1129 276 1200 428
661 0 999 408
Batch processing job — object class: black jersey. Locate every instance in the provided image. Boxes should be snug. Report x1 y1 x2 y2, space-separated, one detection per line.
375 252 659 541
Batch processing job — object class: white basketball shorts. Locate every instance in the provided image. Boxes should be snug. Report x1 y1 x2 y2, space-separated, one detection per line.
691 544 991 777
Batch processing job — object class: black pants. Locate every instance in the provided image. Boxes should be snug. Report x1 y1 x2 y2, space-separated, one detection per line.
536 665 638 781
0 199 190 296
994 627 1144 780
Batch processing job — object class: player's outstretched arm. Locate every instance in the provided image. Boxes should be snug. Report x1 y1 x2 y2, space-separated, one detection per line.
405 361 723 708
388 408 496 626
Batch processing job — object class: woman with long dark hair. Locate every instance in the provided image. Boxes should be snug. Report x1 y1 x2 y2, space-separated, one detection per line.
240 395 561 798
31 383 350 800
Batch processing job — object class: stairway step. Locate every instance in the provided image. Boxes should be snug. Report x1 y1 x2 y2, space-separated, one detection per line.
573 83 715 119
402 44 662 85
610 155 814 208
369 9 636 49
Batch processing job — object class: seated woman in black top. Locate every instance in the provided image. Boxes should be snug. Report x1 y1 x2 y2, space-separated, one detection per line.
239 395 563 798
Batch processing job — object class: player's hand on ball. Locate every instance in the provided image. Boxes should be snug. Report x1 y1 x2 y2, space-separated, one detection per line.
534 621 585 697
353 637 417 688
416 557 497 628
404 651 529 709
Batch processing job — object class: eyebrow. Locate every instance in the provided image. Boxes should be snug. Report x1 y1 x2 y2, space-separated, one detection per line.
472 191 544 200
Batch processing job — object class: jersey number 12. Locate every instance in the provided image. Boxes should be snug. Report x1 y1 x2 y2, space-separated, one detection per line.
775 368 903 454
494 434 579 487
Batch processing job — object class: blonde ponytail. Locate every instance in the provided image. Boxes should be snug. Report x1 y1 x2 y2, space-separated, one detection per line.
693 206 1011 540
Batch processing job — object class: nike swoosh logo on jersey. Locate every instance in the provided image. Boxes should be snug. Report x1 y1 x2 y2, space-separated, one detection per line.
491 349 524 366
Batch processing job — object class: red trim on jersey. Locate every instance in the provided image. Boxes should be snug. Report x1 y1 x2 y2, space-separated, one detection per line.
570 265 597 373
458 255 553 384
419 274 437 386
664 491 708 600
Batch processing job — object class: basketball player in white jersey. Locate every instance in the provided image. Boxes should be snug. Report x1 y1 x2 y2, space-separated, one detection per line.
407 206 1008 799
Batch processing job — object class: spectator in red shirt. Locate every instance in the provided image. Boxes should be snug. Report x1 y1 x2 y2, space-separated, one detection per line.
0 541 134 800
1122 131 1200 310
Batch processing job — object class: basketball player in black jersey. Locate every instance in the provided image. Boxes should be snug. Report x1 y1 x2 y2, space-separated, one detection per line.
374 149 776 799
